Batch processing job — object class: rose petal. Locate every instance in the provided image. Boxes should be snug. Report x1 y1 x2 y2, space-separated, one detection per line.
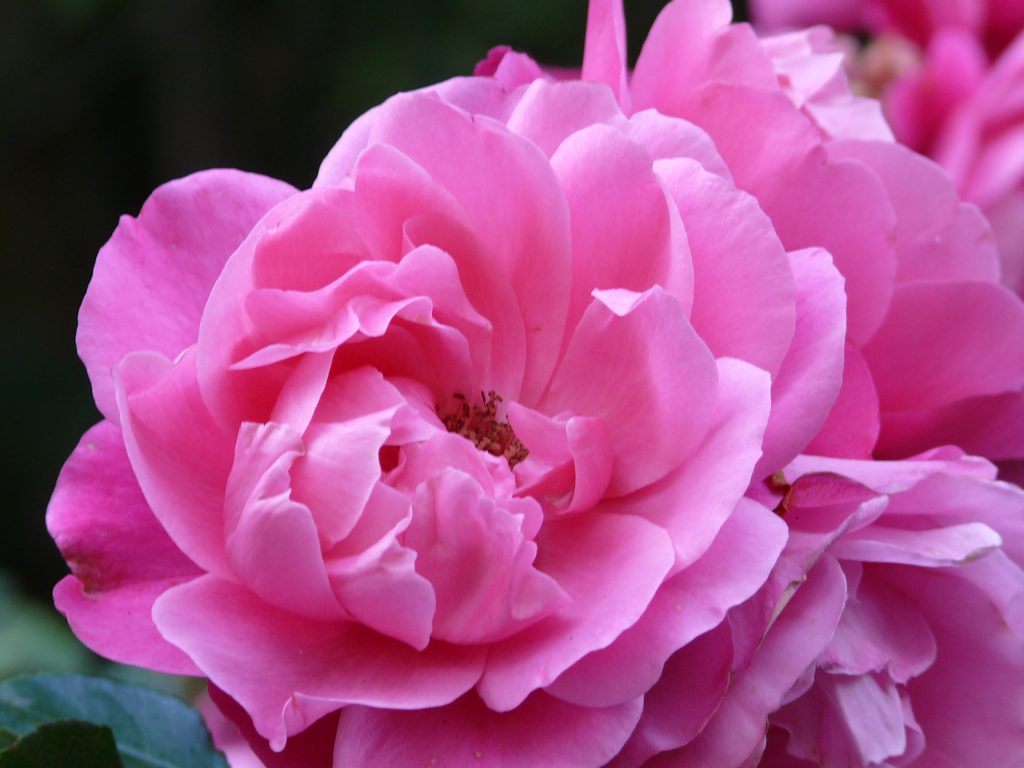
48 422 201 675
334 692 642 768
477 512 674 711
582 0 630 109
79 170 295 422
153 576 487 750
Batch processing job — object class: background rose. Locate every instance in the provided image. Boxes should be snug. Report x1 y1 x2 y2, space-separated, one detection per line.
751 0 1024 59
752 0 1024 300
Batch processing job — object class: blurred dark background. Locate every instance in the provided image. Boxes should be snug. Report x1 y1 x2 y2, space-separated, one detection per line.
0 0 749 662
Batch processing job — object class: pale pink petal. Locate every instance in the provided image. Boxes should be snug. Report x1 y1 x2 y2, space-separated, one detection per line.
48 422 201 675
755 247 847 477
862 281 1024 412
655 156 795 378
632 0 776 116
477 512 674 711
352 145 527 395
602 357 772 569
551 125 682 336
152 576 487 750
625 109 732 179
805 342 881 459
334 692 642 768
223 422 343 620
115 349 234 576
325 483 436 651
582 0 630 109
545 498 786 708
541 288 718 496
506 80 626 159
362 92 573 403
667 555 847 768
404 469 568 645
78 170 295 422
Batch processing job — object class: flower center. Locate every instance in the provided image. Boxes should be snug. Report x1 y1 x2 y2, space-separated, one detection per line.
440 391 529 468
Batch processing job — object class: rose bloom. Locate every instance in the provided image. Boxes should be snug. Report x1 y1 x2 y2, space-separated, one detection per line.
48 0 1024 766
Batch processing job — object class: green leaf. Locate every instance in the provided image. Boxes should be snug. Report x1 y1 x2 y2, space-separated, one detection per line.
0 674 228 768
0 720 123 768
0 729 16 749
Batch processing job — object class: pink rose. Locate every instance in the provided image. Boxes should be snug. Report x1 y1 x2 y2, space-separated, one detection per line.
47 1 1024 766
752 0 1024 301
745 450 1024 766
752 0 1024 59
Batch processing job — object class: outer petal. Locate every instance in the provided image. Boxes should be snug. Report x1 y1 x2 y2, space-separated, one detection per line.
545 497 786 708
116 349 234 577
48 422 201 675
805 342 881 459
666 555 848 768
827 140 1000 284
632 0 777 115
541 288 718 496
152 576 487 751
334 692 642 768
79 170 296 422
754 247 847 477
862 281 1024 412
582 0 630 109
477 512 674 711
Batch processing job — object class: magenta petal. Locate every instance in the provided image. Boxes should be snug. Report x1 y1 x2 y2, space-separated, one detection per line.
805 342 881 459
885 567 1024 766
582 0 630 109
152 576 486 750
542 288 718 496
863 280 1024 412
79 170 295 422
830 522 1002 566
608 622 734 768
669 556 848 767
116 348 234 577
478 512 674 711
755 247 847 477
545 498 786 708
335 692 642 768
48 422 201 675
